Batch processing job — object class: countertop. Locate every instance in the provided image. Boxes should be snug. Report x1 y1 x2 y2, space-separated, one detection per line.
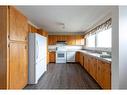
48 49 112 63
77 50 111 63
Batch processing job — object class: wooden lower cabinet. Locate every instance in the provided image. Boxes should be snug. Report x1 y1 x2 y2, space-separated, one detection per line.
103 63 111 89
9 43 28 89
92 58 97 80
89 56 97 80
75 52 80 62
97 60 105 88
97 60 111 89
76 52 111 89
84 54 88 71
49 52 56 63
79 53 84 66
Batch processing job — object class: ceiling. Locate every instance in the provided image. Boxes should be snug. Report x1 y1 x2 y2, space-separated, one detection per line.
16 6 113 33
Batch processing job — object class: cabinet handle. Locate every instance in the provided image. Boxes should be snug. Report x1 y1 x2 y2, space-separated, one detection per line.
25 37 27 40
25 45 27 49
8 35 10 39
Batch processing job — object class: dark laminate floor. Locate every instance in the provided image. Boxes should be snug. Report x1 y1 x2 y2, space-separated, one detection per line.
24 63 101 89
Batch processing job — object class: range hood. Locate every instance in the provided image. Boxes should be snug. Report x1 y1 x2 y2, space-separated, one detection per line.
56 41 67 45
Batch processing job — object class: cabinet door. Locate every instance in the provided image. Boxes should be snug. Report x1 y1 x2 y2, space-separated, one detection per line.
75 52 80 62
9 43 28 89
89 56 93 76
68 36 75 45
75 35 80 45
80 36 84 45
48 35 54 45
71 36 76 45
52 36 57 45
85 55 89 71
83 54 86 69
43 31 48 37
75 35 84 45
49 52 55 63
97 60 105 88
92 58 97 80
63 35 67 42
9 7 28 41
104 63 111 89
87 56 91 73
79 53 83 66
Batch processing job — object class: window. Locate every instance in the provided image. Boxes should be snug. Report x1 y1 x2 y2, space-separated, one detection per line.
86 34 95 47
96 28 112 48
85 28 112 48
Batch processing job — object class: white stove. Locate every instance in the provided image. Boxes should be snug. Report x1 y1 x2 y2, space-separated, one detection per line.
56 46 67 63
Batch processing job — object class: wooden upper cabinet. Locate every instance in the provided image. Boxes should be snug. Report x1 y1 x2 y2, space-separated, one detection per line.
43 30 48 37
48 35 84 45
37 29 43 35
9 43 28 89
9 7 28 42
67 36 75 45
75 35 81 45
48 35 54 45
75 35 84 45
28 24 38 33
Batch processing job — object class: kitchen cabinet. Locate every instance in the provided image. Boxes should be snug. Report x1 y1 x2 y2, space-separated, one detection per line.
87 56 90 72
48 35 57 45
37 29 48 37
83 54 87 69
68 36 76 45
92 57 97 80
0 6 28 89
43 30 48 37
37 29 43 35
49 52 56 63
9 7 28 41
75 35 84 45
79 53 84 66
75 51 111 89
96 60 105 87
75 52 80 62
88 56 97 80
28 24 38 33
67 51 76 62
9 43 28 89
103 63 111 89
48 35 84 45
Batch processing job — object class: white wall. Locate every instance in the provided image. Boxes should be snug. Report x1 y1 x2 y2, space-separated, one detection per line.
112 6 119 89
119 6 127 89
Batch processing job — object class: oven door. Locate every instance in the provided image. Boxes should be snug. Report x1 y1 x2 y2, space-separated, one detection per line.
56 51 66 63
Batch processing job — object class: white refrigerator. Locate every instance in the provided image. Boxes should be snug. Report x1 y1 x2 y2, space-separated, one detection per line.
28 33 47 84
